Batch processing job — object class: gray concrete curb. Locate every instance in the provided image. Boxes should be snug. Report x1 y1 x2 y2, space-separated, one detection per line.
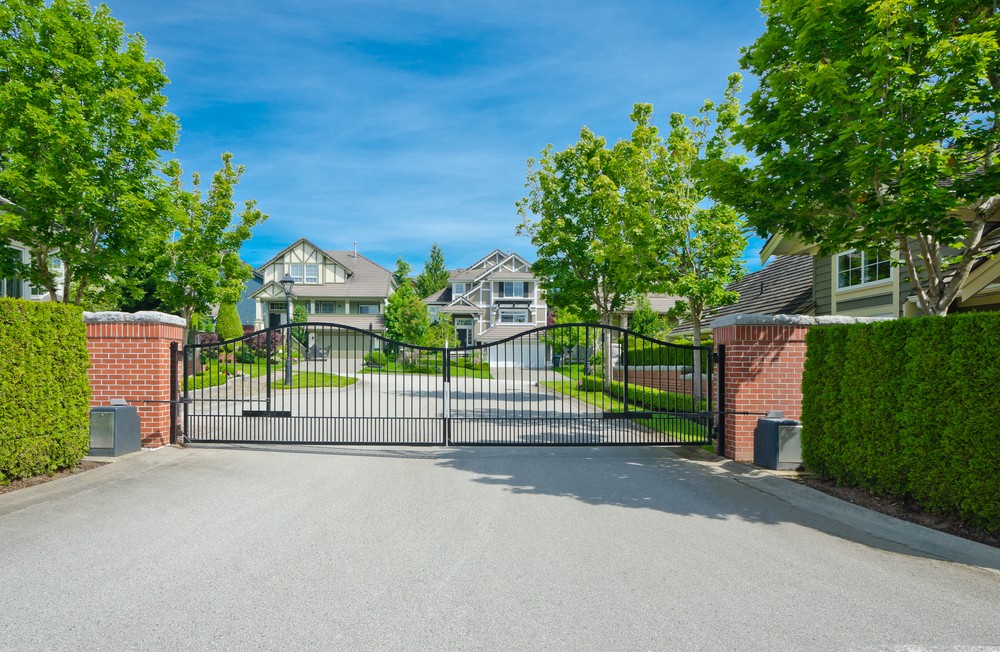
676 450 1000 572
0 446 195 518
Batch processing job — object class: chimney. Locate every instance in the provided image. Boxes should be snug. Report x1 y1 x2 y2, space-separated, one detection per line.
353 241 357 258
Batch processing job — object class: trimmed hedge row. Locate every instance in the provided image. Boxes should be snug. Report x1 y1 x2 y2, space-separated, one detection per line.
0 299 91 483
624 343 711 368
580 375 708 413
803 313 1000 533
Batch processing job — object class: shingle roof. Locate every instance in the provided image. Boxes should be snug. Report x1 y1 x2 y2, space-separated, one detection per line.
306 314 386 331
674 256 815 333
476 324 540 343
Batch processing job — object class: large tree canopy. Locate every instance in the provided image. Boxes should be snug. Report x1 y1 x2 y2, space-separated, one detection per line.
718 0 1000 315
516 107 665 327
157 153 267 331
658 74 747 352
0 0 179 303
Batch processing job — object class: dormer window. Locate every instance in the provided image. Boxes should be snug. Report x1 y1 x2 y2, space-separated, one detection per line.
453 282 466 295
290 263 319 284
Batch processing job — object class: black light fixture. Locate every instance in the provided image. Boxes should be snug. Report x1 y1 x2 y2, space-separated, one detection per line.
280 273 295 385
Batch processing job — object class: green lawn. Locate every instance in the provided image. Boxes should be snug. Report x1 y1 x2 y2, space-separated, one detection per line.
360 360 493 379
185 357 284 390
271 372 357 389
540 379 709 441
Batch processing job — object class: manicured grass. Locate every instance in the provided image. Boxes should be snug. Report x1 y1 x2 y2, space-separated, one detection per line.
186 357 284 390
361 361 493 379
540 379 709 441
271 372 357 389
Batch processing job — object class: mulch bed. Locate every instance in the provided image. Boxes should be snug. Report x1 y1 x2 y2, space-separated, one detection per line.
793 475 999 550
0 460 109 495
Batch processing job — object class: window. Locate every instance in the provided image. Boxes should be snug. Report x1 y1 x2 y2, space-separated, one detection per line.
268 302 286 311
837 250 891 289
316 302 336 314
357 303 380 315
499 282 528 298
453 282 466 295
499 310 529 324
455 318 474 327
289 263 319 283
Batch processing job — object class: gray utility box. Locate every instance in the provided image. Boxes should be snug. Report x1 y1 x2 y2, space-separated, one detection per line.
89 406 141 457
753 418 802 470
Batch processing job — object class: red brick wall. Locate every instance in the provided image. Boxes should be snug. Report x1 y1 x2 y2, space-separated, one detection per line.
713 322 809 462
86 318 184 448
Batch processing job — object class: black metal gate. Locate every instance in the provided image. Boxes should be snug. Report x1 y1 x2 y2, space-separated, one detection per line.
182 323 715 446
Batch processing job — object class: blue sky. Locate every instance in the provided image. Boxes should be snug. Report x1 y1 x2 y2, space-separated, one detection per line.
105 0 767 273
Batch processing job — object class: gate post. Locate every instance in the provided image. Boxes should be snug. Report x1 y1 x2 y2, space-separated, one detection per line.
710 315 811 461
84 311 186 448
442 345 451 445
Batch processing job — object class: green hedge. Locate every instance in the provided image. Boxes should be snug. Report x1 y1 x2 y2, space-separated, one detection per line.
803 313 1000 533
579 375 708 413
0 299 91 483
624 343 711 369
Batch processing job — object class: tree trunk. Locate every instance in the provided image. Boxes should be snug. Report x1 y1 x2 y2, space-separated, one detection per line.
691 314 703 407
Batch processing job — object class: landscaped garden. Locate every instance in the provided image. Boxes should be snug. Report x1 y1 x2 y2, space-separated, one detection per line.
360 351 493 379
544 364 710 442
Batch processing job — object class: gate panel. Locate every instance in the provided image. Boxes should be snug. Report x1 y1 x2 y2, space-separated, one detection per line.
448 324 713 446
183 324 444 444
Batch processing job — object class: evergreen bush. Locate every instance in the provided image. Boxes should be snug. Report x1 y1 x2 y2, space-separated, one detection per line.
802 313 1000 533
0 299 91 483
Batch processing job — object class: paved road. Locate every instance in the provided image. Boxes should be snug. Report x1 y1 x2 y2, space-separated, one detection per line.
1 445 997 651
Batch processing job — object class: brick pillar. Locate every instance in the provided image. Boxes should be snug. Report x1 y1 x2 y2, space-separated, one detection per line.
711 315 811 462
84 311 186 448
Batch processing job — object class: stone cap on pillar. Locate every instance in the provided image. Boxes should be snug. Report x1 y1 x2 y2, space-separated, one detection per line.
710 313 891 329
82 311 187 328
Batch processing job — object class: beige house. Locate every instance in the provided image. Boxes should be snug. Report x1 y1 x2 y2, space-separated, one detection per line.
250 238 396 355
423 250 548 366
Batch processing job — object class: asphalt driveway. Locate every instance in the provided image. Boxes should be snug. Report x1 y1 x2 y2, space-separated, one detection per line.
1 445 997 651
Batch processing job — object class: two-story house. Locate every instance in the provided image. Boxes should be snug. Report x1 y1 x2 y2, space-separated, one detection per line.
250 238 396 355
760 224 1000 318
423 250 548 365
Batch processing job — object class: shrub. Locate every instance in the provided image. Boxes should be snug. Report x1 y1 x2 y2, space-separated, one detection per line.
802 313 1000 533
624 342 712 369
577 375 708 413
365 350 387 366
0 299 91 483
215 303 244 341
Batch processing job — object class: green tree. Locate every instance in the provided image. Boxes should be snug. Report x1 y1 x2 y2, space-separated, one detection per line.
383 279 429 345
157 153 267 335
628 296 668 339
517 107 670 380
718 0 1000 316
517 111 664 327
215 303 243 341
415 243 450 298
393 257 412 285
0 0 179 303
657 75 747 372
421 312 455 348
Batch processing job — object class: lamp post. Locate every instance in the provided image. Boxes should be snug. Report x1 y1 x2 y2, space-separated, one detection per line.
280 273 295 386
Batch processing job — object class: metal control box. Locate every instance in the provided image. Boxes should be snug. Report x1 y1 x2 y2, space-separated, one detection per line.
89 406 141 457
753 418 802 470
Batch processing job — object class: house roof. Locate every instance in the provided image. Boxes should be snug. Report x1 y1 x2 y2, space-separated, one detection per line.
623 293 682 315
250 244 395 300
306 314 387 331
255 237 347 276
476 324 539 343
424 286 452 303
674 256 815 333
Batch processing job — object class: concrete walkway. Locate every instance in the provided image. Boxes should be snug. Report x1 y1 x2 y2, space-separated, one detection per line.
1 445 997 651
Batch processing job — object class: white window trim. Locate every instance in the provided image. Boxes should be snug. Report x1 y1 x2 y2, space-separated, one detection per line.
498 309 529 324
835 249 892 291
